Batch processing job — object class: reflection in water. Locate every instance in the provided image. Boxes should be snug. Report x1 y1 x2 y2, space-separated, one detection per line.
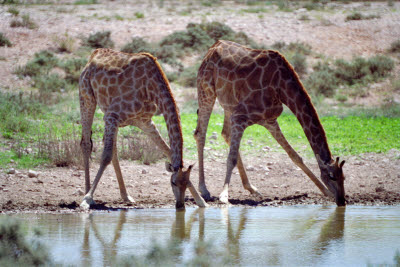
80 207 346 266
7 206 399 266
82 210 127 266
315 207 345 254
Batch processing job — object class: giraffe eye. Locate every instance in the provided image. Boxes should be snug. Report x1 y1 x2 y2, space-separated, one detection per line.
329 171 336 180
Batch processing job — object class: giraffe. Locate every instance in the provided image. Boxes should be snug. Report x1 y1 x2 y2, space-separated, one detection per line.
79 48 207 210
194 40 346 206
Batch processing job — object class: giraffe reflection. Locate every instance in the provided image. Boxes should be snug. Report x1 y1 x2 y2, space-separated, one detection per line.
314 207 345 255
171 207 248 263
82 210 127 266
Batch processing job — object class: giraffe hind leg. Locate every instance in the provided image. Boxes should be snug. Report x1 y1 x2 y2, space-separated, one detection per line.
111 129 134 203
79 77 96 194
221 112 261 198
81 117 119 209
194 88 216 200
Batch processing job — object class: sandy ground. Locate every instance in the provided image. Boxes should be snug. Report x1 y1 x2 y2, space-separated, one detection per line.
1 149 399 213
1 1 400 212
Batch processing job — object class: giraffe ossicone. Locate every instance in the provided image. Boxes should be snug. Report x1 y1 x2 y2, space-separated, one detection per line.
79 48 207 210
195 40 346 206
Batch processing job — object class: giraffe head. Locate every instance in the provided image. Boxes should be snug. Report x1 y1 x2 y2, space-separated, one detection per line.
317 156 346 206
166 163 194 210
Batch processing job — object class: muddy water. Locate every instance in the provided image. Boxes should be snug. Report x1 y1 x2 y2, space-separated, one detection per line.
6 206 400 266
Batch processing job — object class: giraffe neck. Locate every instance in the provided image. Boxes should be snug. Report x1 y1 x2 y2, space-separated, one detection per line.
279 63 332 165
149 56 183 169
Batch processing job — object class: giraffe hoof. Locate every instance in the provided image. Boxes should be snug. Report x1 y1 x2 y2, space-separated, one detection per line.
80 196 96 209
219 192 229 204
123 195 135 203
201 191 212 201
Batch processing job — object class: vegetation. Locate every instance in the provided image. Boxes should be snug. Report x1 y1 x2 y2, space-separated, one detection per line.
345 12 381 22
305 55 395 97
0 32 12 47
0 217 52 266
388 39 400 53
82 31 114 49
1 15 398 170
10 14 38 29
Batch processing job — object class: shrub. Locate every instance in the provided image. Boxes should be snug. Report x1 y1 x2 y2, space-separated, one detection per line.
53 32 76 53
388 39 400 53
334 55 394 85
59 57 87 84
177 63 201 87
10 14 38 29
0 32 12 47
134 12 144 19
82 31 114 49
33 73 67 93
0 217 52 266
288 53 307 76
7 6 19 16
121 37 154 54
14 50 58 77
305 63 338 97
345 12 380 22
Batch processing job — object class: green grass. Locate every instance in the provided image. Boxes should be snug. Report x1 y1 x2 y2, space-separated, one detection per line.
152 113 400 159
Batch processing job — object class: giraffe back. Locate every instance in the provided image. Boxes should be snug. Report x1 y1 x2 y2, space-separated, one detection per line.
79 49 168 127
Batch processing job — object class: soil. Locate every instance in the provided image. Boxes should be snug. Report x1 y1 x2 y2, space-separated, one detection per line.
1 149 400 213
0 1 400 213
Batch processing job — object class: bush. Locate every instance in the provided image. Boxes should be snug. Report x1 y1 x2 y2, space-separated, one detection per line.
82 31 114 48
305 62 338 97
388 39 400 53
177 63 201 87
14 50 58 77
33 73 67 93
59 57 87 84
0 32 12 47
53 32 76 53
121 37 154 54
0 217 52 266
10 14 38 29
7 6 19 16
334 55 394 85
345 12 380 22
288 53 307 76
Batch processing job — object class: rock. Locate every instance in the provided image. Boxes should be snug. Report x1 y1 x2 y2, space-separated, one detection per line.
8 168 16 174
375 187 385 193
246 166 255 171
28 170 39 178
73 189 85 196
141 169 148 174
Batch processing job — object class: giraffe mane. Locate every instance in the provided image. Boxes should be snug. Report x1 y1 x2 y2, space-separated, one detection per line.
276 51 332 162
140 52 184 167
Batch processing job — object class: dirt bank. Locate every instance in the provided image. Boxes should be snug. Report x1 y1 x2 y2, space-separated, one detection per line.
1 150 399 213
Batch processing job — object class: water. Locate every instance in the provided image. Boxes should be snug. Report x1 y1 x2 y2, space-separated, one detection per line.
4 206 400 266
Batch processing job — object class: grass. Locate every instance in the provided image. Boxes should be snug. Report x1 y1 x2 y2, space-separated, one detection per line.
152 112 400 159
1 84 399 170
0 33 12 47
345 12 381 22
10 14 38 29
